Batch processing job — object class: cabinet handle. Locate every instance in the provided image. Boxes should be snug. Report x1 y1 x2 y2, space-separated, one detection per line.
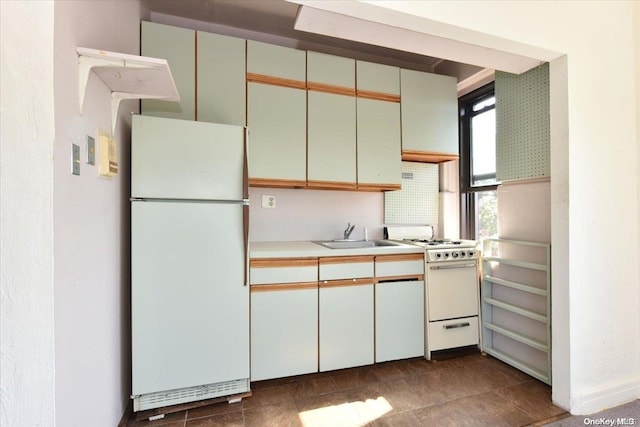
444 322 470 330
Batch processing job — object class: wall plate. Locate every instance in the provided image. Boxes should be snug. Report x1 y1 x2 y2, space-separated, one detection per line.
86 135 95 165
72 143 80 175
261 194 276 209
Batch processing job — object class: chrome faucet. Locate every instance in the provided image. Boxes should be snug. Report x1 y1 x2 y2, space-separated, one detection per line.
343 223 356 240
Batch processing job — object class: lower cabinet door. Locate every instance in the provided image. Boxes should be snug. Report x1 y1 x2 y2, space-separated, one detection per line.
250 284 318 381
319 281 374 371
375 280 425 362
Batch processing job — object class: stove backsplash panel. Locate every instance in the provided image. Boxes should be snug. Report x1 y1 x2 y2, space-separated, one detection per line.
384 161 439 226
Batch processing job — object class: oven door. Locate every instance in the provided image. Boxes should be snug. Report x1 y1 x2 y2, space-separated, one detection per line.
426 260 478 321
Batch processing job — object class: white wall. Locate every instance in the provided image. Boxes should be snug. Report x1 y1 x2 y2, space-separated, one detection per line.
249 188 384 241
0 2 56 426
53 1 145 426
361 0 640 414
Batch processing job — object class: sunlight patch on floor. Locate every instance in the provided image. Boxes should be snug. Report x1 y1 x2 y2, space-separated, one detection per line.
298 396 393 427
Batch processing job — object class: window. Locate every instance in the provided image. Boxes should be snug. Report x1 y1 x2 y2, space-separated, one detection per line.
459 83 498 240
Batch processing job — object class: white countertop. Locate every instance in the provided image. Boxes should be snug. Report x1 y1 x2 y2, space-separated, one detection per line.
249 240 424 259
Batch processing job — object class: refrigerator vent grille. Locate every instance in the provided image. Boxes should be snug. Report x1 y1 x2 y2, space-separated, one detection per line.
133 379 250 412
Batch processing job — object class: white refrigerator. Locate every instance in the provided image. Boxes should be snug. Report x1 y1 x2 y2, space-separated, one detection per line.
130 115 250 412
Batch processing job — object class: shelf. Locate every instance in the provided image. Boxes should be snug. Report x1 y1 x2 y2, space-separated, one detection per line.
482 256 547 272
77 47 180 133
482 274 548 296
483 321 548 352
482 346 550 385
481 238 551 385
483 296 547 323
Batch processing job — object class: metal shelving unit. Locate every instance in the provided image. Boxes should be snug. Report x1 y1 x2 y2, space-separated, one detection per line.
481 238 551 385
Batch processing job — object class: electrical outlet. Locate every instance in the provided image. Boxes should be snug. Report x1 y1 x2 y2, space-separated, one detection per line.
72 143 80 175
261 194 276 209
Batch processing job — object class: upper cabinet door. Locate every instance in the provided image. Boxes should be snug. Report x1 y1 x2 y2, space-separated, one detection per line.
141 22 195 120
400 69 459 158
247 40 306 81
356 61 401 191
197 32 246 126
356 60 400 97
307 52 356 189
357 98 402 190
247 83 307 186
246 42 307 187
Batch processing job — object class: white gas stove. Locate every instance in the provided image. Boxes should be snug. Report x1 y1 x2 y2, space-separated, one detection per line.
385 226 478 262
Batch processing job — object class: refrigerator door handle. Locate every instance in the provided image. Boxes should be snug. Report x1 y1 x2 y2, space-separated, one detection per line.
243 203 249 287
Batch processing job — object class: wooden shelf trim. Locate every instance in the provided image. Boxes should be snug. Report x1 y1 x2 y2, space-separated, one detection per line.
357 183 402 192
375 253 424 263
249 181 401 192
402 150 459 163
250 282 318 292
250 258 318 268
319 278 373 288
248 75 400 103
375 274 424 283
319 255 374 265
307 180 358 191
307 81 356 97
247 72 306 90
248 177 307 188
356 89 400 103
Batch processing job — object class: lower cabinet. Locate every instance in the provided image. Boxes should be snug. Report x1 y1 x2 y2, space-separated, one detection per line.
374 253 426 362
375 279 425 362
319 280 374 371
249 252 426 380
250 283 318 381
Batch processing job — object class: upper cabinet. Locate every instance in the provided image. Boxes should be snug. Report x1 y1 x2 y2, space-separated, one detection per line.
141 22 195 120
140 22 460 192
357 61 401 100
197 32 246 126
246 41 307 187
307 52 357 190
400 69 459 163
356 61 402 191
247 40 306 82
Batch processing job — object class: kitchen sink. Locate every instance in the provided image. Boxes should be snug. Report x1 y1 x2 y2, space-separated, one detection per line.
313 240 400 249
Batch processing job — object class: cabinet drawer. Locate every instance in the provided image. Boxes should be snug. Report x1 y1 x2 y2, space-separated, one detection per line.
319 256 374 281
250 258 318 285
428 317 479 351
375 254 424 278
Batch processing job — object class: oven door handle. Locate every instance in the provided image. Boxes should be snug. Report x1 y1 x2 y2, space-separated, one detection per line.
429 263 476 270
444 322 471 329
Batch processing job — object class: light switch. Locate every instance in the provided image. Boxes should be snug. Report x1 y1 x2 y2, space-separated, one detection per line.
86 135 95 165
261 194 276 209
72 143 80 175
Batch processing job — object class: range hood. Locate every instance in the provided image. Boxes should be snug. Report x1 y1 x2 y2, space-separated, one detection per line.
77 47 180 133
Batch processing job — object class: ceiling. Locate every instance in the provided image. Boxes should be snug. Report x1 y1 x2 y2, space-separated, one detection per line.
142 0 488 87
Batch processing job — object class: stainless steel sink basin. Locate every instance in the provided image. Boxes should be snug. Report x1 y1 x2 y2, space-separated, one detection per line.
313 240 399 249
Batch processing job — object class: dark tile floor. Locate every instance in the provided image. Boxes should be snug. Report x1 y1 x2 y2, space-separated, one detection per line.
126 349 568 427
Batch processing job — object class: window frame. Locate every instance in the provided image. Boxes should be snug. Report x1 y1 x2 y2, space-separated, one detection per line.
459 82 498 240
